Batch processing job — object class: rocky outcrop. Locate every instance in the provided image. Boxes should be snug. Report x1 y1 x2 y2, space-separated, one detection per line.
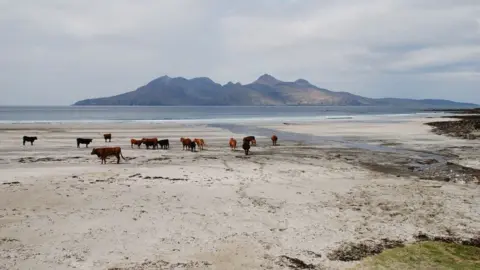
426 112 480 140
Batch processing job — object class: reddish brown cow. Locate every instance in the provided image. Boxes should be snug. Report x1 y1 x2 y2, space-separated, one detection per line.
271 135 278 146
104 133 112 142
130 138 143 148
180 137 192 150
229 138 237 150
194 138 205 150
142 138 158 149
91 147 125 164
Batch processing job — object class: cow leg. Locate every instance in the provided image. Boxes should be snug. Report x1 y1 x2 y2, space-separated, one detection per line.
31 141 33 145
86 143 89 148
117 154 120 164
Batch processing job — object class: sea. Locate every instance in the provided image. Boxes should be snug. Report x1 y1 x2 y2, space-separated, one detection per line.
0 106 442 124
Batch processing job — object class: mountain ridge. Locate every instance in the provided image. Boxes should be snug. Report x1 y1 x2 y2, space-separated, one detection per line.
73 74 477 107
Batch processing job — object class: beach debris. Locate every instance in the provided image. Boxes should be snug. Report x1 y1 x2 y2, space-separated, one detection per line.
108 259 211 270
2 181 20 185
276 255 316 269
151 176 188 181
304 251 322 258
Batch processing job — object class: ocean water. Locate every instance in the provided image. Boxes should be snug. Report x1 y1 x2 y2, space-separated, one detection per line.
0 106 436 124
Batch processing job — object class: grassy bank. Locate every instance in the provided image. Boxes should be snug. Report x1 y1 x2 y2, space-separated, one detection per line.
355 241 480 269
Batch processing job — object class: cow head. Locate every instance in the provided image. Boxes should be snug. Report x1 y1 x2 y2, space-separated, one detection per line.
91 148 97 155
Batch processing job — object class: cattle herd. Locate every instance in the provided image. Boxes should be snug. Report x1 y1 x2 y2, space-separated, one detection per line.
21 133 279 164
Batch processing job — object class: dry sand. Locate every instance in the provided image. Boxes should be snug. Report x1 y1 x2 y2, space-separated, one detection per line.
0 117 479 269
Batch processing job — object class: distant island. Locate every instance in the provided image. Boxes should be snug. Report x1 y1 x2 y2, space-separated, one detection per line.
73 74 477 107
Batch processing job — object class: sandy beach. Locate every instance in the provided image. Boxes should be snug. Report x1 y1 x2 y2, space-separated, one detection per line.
1 117 479 270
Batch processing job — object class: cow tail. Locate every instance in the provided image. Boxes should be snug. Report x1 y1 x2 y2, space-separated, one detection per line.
120 151 126 160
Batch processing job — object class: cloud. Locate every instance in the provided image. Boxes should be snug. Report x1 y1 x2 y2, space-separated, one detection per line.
0 0 479 105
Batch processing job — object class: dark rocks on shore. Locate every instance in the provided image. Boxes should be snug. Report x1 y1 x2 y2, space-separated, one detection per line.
425 108 480 140
426 120 479 139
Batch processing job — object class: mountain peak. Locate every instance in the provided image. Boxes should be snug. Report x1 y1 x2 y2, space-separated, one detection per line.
191 77 215 84
147 75 172 86
253 74 282 85
295 79 310 85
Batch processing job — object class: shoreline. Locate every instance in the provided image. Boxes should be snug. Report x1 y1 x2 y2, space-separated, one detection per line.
1 115 479 269
0 111 446 125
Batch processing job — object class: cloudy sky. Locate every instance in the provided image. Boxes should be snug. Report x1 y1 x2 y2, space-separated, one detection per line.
1 0 479 105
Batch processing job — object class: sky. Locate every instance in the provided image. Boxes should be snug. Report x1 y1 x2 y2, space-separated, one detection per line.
0 0 479 105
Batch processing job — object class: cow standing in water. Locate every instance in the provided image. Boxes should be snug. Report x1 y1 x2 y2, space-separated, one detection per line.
271 135 278 146
23 136 37 146
242 140 251 155
229 138 237 150
104 133 112 142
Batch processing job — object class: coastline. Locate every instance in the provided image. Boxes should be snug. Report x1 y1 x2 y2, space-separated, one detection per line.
0 115 479 269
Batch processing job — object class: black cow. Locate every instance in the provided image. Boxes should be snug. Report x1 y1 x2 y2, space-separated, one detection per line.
23 136 37 146
77 138 93 148
189 141 196 152
242 140 250 155
243 136 256 146
158 139 169 149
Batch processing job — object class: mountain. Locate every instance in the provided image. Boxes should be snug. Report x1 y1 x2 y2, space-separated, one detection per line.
73 74 478 107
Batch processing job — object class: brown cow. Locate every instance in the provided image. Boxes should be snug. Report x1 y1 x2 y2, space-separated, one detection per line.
243 136 256 146
91 147 126 164
104 133 112 142
271 135 278 146
194 138 205 150
180 137 192 150
142 138 158 149
131 138 143 148
229 138 237 150
242 140 251 155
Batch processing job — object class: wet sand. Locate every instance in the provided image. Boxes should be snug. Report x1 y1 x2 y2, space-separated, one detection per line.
0 117 479 269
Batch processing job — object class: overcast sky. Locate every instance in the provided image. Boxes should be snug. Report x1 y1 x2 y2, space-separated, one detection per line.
1 0 479 105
